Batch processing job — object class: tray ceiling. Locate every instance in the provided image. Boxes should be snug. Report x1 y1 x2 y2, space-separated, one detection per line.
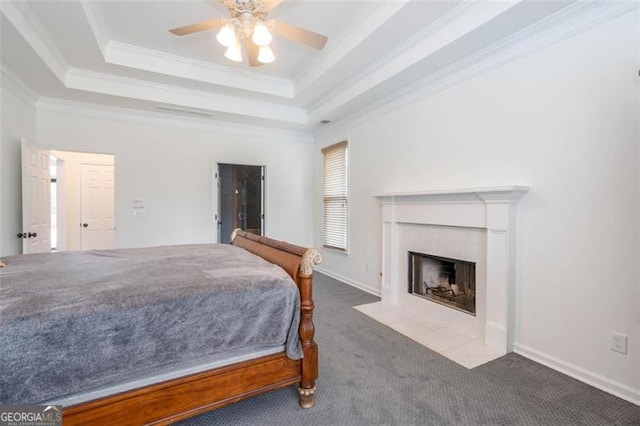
1 0 605 133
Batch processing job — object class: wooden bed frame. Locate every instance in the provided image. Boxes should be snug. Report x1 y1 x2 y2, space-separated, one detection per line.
62 230 323 425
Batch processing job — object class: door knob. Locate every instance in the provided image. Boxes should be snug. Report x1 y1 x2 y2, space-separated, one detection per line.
17 232 26 239
28 232 37 238
82 223 88 228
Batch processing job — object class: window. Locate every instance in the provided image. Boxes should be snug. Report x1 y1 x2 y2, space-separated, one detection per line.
322 141 348 251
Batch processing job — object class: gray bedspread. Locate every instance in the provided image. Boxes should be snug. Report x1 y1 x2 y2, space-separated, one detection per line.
0 244 302 404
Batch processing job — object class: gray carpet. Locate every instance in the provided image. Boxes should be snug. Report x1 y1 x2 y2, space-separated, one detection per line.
180 273 640 425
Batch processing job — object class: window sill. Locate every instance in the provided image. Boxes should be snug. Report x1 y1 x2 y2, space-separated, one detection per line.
322 246 349 256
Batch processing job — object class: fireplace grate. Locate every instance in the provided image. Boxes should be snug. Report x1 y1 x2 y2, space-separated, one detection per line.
424 282 466 302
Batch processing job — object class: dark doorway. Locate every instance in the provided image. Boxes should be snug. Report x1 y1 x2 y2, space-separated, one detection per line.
218 164 264 243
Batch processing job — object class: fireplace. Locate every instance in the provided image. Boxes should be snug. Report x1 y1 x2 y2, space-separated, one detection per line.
376 186 528 353
408 252 476 315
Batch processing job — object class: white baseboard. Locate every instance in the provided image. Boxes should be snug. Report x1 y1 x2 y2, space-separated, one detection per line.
314 267 381 298
514 343 640 406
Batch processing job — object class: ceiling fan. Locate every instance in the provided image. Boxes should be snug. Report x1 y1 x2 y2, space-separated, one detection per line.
169 0 328 66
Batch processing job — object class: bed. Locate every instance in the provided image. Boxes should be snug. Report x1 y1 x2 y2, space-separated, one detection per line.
0 229 322 425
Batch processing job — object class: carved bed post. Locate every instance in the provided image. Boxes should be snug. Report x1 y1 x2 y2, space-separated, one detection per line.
298 248 323 408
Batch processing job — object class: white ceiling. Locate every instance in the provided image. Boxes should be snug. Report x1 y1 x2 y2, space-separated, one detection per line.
1 0 588 133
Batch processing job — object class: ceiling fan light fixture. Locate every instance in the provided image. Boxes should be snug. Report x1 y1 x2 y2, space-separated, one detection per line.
257 46 275 64
169 1 329 67
224 43 243 62
251 23 272 47
216 23 237 48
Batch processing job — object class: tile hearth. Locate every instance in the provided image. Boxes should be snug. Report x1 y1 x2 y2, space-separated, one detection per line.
354 302 504 369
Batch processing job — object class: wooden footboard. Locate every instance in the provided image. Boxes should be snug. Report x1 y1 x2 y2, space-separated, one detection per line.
63 231 322 425
231 230 323 408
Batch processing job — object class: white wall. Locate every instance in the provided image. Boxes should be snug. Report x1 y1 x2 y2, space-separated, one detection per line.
0 76 36 257
32 110 314 250
315 11 640 402
51 150 114 251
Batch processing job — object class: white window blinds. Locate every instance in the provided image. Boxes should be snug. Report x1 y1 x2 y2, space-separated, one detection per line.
322 141 348 251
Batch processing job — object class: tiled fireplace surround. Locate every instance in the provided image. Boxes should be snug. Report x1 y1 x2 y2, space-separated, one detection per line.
355 187 528 368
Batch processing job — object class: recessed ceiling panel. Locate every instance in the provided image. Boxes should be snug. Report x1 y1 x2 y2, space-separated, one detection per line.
94 0 365 78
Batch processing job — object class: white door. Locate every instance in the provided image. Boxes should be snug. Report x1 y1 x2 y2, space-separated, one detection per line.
80 163 115 250
21 139 52 254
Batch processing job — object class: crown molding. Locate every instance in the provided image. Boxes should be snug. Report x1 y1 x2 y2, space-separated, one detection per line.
104 41 294 99
0 64 38 109
308 0 521 121
80 0 108 55
0 0 69 83
314 1 636 140
37 97 313 143
293 1 408 99
65 67 307 125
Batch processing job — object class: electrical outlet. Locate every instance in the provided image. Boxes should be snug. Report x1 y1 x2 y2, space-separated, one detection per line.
609 331 627 354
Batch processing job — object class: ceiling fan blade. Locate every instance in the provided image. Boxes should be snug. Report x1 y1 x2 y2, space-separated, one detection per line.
273 21 328 50
262 0 283 11
246 39 263 67
169 18 226 36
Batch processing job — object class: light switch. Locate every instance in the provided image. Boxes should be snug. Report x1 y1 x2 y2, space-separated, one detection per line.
132 199 145 218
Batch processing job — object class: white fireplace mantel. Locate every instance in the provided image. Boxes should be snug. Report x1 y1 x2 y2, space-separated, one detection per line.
374 186 529 204
375 186 529 354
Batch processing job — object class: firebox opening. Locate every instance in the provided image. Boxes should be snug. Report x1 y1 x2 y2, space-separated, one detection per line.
408 251 476 316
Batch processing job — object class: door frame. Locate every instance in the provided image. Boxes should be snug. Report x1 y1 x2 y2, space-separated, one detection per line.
212 161 265 243
51 150 116 251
